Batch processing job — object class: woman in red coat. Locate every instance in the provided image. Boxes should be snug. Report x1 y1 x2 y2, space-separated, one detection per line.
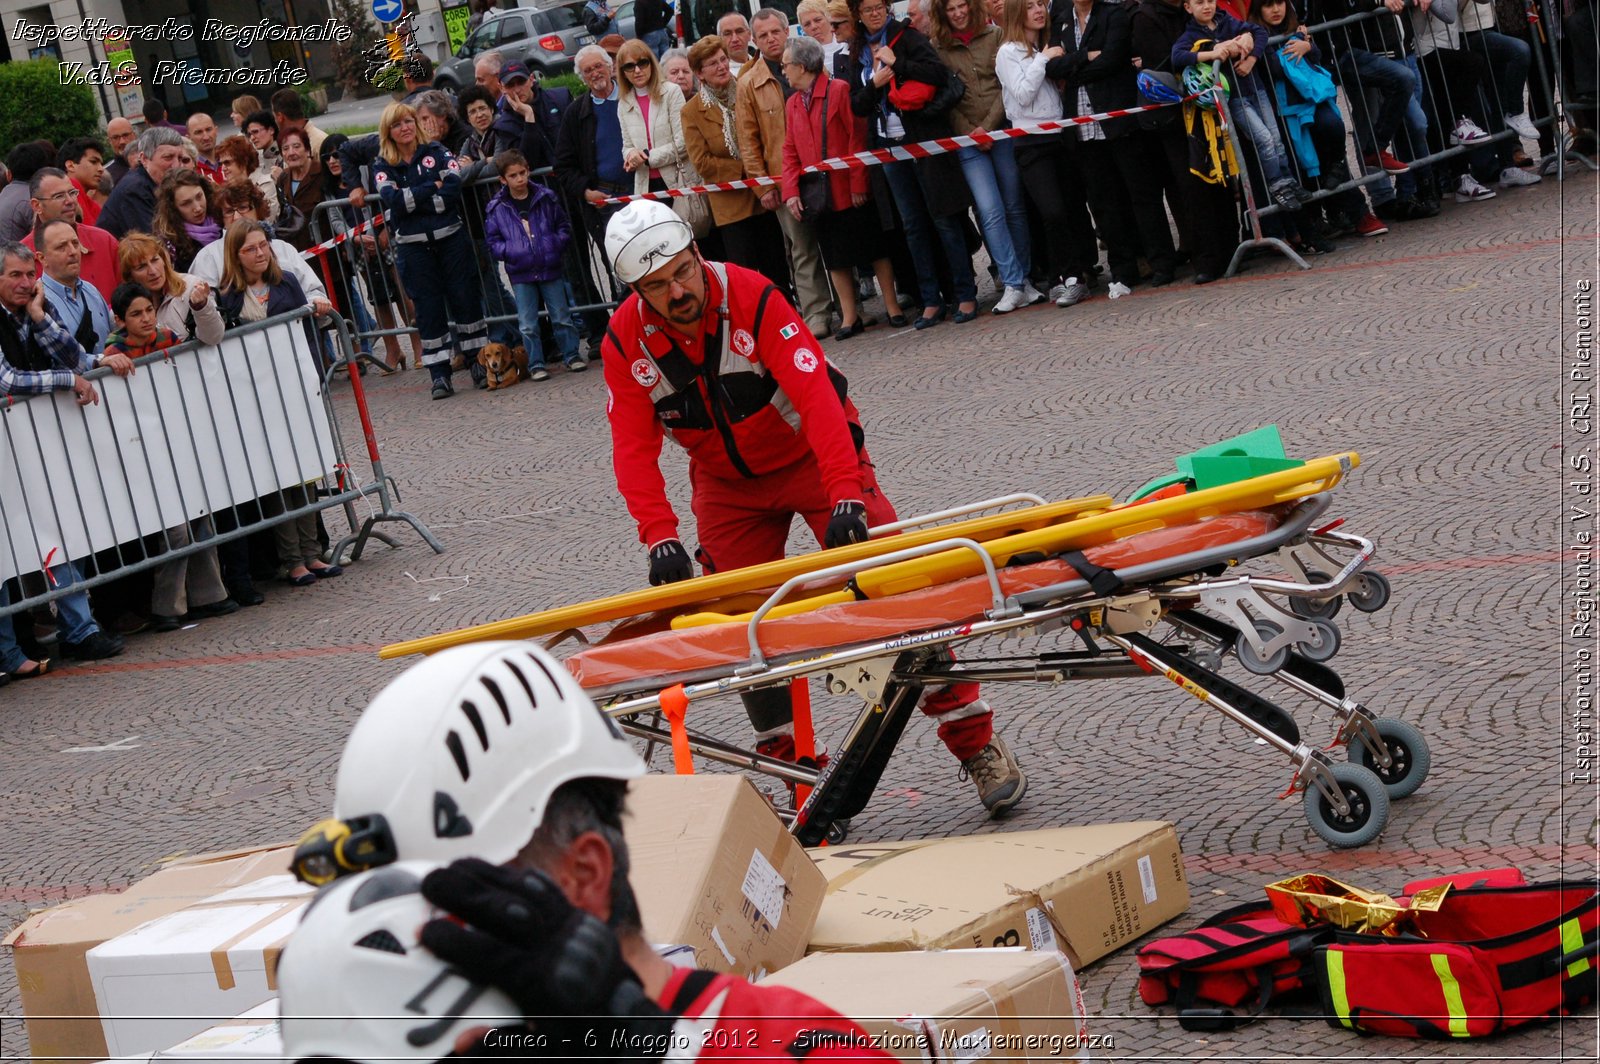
779 35 907 341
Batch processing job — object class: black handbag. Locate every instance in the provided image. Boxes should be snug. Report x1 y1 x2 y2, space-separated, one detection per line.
797 86 832 223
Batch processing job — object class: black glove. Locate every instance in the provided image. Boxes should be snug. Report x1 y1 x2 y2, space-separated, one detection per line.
647 539 693 585
823 500 869 549
421 859 674 1056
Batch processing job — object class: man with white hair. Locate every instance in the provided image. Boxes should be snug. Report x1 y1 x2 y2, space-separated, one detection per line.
474 49 507 97
554 44 631 279
736 7 833 338
95 127 184 239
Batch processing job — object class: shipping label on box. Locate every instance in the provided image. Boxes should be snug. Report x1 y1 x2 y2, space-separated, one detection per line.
762 948 1092 1062
625 774 825 979
806 822 1188 969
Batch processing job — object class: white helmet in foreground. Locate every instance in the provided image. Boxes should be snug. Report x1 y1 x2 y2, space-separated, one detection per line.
279 862 520 1062
606 200 694 284
329 642 644 868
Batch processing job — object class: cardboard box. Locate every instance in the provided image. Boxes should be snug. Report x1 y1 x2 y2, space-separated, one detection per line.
5 845 295 1064
762 949 1090 1062
806 822 1188 969
85 875 310 1058
152 1000 281 1062
625 774 826 979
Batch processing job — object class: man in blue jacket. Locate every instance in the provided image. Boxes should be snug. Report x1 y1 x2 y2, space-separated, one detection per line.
488 61 574 170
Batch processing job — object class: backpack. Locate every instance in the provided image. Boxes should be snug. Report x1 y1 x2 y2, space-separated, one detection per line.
1139 870 1600 1038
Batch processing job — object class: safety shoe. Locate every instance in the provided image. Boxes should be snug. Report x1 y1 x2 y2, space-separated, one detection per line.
959 736 1028 816
430 380 454 400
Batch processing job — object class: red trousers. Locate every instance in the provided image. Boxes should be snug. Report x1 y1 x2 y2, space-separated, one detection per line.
689 450 994 762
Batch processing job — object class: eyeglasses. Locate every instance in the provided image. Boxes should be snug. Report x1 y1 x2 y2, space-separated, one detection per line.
638 256 699 298
859 3 887 14
831 19 849 26
620 60 650 72
39 191 77 203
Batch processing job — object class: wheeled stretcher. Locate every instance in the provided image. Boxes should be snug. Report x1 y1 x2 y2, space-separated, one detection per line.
383 452 1428 848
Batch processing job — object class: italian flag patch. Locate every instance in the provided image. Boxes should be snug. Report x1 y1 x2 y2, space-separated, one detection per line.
779 323 799 340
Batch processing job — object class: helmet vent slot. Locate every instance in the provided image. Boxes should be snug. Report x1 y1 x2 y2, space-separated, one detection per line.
445 729 470 781
505 659 539 711
460 700 489 750
524 651 562 691
481 677 512 725
354 929 407 954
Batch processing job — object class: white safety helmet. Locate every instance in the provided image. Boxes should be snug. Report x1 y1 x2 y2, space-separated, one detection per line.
606 200 695 284
279 861 521 1062
332 641 645 867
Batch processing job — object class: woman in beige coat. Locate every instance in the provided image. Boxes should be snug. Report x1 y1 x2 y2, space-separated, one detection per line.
617 39 713 241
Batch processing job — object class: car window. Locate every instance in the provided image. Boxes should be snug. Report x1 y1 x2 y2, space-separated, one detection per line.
541 3 584 29
498 14 531 42
465 21 498 53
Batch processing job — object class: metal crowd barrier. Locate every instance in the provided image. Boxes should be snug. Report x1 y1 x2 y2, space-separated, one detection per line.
1217 0 1570 276
0 308 442 622
306 164 621 366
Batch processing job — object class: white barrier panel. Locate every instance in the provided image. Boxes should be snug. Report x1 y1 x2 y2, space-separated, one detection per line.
0 316 336 583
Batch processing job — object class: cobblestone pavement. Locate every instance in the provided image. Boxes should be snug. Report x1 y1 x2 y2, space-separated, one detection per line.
2 176 1598 1062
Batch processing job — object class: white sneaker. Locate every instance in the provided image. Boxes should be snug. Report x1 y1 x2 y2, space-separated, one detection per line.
1498 165 1543 187
992 286 1028 314
1450 116 1491 145
1054 278 1088 307
1108 281 1132 300
1505 112 1539 140
1020 281 1046 306
1455 173 1497 202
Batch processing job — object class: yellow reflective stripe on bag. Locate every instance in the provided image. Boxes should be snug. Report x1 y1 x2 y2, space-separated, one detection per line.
1429 953 1472 1038
1562 918 1592 978
1325 949 1354 1029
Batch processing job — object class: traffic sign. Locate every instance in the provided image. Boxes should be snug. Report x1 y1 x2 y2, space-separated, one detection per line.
372 0 404 23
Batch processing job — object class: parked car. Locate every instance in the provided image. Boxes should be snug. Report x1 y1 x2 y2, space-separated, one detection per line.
676 0 751 45
434 2 596 89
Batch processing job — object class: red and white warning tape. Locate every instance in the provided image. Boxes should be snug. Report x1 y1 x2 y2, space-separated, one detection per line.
301 210 387 259
599 99 1188 206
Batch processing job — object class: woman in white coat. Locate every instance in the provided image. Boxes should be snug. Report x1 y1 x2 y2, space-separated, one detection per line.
616 38 714 246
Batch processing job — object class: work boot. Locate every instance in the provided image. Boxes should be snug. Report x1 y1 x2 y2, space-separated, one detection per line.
959 736 1028 816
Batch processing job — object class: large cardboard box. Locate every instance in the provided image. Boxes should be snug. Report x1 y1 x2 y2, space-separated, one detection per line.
762 949 1091 1062
806 822 1188 969
625 773 826 980
152 1000 281 1062
84 875 310 1058
4 845 295 1064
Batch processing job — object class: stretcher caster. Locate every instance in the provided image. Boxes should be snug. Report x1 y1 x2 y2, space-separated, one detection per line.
825 819 851 844
1350 717 1430 800
1347 571 1392 613
1304 762 1390 848
1236 620 1289 675
1288 568 1342 621
1296 618 1340 663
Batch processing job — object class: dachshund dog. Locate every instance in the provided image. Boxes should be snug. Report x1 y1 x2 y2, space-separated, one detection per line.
477 343 530 390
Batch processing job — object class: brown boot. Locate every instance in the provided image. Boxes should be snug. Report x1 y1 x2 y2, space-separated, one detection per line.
960 736 1028 816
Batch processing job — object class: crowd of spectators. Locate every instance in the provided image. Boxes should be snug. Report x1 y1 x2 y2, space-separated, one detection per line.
0 0 1590 681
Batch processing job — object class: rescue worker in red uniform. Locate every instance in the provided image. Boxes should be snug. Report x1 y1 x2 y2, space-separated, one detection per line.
600 201 1026 814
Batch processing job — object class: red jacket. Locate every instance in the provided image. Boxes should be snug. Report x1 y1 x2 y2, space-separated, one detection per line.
603 260 864 547
658 969 893 1061
781 73 867 209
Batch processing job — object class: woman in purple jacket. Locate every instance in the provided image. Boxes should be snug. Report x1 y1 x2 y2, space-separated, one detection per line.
483 149 583 381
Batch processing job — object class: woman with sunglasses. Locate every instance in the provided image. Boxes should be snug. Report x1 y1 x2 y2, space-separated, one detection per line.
617 40 711 244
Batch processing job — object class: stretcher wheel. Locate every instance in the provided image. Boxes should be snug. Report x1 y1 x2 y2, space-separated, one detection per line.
1304 762 1389 848
1296 618 1341 663
1288 568 1342 621
1347 571 1392 614
1350 717 1430 799
1236 621 1289 675
825 819 851 844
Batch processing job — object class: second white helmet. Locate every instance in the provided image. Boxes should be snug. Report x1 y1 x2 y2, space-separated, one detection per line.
332 641 645 867
606 200 694 284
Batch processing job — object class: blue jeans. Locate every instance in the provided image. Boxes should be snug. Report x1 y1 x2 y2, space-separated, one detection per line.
1463 29 1530 118
512 279 580 368
1340 49 1418 156
644 28 671 56
476 247 523 347
956 139 1029 290
880 158 977 309
0 565 98 670
1229 87 1290 184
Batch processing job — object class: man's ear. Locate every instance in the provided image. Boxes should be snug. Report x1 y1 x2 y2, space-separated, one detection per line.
549 830 617 924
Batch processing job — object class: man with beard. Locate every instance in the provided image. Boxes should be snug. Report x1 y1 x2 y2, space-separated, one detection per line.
597 201 1030 817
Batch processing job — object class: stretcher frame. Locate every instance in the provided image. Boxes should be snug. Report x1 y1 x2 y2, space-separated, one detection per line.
559 486 1423 850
